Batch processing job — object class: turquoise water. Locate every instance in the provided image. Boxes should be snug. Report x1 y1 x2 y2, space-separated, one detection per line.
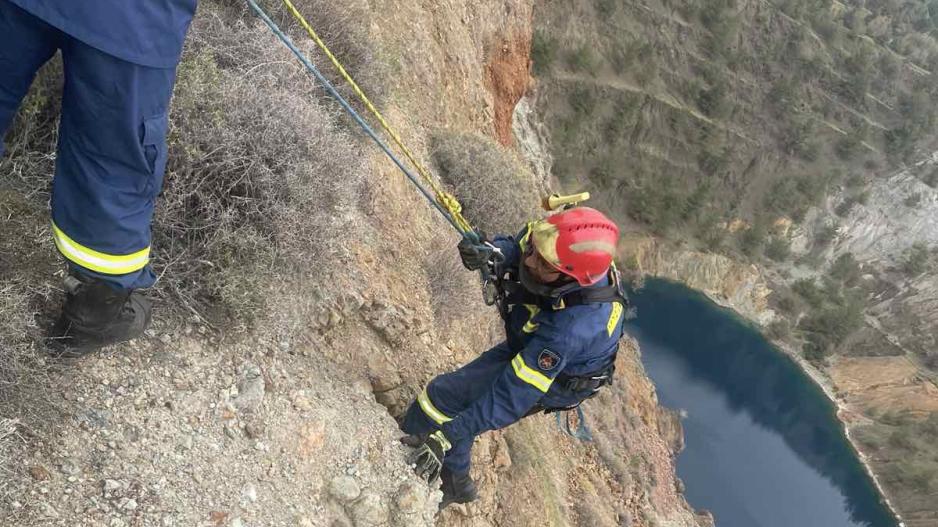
627 279 897 527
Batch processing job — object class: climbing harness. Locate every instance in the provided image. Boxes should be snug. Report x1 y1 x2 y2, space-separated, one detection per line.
243 0 485 246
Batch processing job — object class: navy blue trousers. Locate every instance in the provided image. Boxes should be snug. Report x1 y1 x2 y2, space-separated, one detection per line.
403 342 519 475
0 0 177 289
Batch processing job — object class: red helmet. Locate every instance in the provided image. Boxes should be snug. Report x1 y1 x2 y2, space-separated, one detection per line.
529 207 619 286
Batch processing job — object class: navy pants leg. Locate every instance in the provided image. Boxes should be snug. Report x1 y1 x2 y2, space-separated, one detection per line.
0 0 177 290
0 0 59 157
403 342 516 475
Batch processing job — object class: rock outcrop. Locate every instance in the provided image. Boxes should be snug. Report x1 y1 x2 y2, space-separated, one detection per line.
620 235 775 325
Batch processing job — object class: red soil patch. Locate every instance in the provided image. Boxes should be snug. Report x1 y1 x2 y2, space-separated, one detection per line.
485 33 532 146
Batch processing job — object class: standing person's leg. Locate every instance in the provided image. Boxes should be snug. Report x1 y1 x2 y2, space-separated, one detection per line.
0 0 60 156
49 34 178 355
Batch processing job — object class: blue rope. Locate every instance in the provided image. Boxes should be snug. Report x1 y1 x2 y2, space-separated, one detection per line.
244 0 476 241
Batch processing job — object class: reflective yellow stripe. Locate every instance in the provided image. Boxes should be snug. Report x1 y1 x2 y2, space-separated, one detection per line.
51 223 150 275
607 302 623 336
417 388 452 425
522 304 540 333
430 430 452 451
511 354 553 393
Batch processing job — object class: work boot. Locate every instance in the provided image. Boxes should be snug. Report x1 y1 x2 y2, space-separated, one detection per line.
439 466 478 509
48 271 152 358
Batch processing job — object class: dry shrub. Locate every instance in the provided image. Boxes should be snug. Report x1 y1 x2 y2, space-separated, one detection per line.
0 0 377 507
152 4 373 325
431 131 542 235
0 267 62 507
213 0 387 113
0 279 60 427
0 57 61 198
426 131 542 325
0 418 17 503
424 246 477 325
0 59 67 449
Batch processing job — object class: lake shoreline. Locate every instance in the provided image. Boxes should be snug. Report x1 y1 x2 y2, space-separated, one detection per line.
682 282 907 527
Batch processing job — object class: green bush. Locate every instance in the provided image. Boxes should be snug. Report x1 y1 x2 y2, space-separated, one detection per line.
697 144 731 176
767 319 792 340
829 252 861 286
885 125 915 162
922 168 938 188
903 242 930 276
768 78 799 116
887 461 937 492
701 8 739 58
781 116 820 161
799 295 864 354
773 288 801 315
922 412 938 437
888 428 918 450
738 222 767 257
633 43 658 86
681 182 712 221
765 237 791 262
567 45 600 75
792 278 825 309
764 176 825 222
835 129 865 160
608 40 639 75
605 95 640 138
696 79 732 118
803 340 830 363
845 172 866 188
628 182 686 234
532 30 558 75
695 213 727 251
569 85 598 117
840 51 873 106
595 0 618 17
836 192 867 217
925 351 938 371
815 223 838 246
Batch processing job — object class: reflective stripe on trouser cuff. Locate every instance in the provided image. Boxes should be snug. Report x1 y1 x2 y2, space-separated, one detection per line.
417 388 452 425
511 354 553 393
52 222 150 275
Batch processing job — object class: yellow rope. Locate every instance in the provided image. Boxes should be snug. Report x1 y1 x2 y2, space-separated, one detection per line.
280 0 475 234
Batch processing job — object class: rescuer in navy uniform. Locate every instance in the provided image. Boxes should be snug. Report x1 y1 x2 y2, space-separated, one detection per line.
0 0 198 355
402 207 628 507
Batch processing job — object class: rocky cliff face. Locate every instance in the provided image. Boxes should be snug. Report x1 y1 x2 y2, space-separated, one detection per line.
0 1 703 526
619 235 775 325
794 165 938 267
791 162 938 357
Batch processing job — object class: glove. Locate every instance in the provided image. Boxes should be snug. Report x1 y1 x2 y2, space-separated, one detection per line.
457 232 491 271
405 430 452 483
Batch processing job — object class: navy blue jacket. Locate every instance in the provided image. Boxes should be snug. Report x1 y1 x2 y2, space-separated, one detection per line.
9 0 198 68
440 225 625 443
